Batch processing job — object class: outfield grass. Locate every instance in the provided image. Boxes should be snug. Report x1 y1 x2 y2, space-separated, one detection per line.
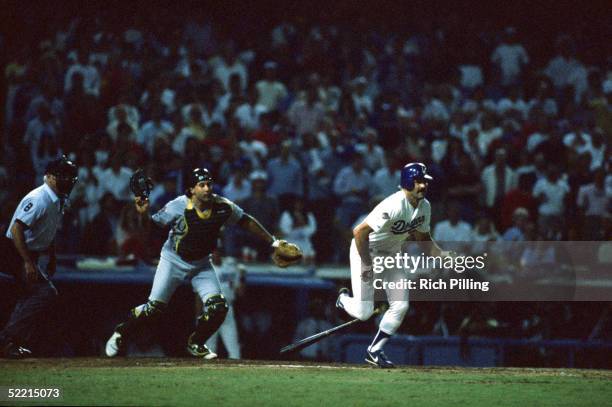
0 359 610 406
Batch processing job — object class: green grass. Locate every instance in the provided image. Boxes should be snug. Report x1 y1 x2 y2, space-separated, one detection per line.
0 359 610 406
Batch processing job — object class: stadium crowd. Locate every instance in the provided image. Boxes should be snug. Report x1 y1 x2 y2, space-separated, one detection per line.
1 9 611 358
2 13 611 262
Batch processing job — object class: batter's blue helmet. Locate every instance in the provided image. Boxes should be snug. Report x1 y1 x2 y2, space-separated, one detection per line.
400 163 433 190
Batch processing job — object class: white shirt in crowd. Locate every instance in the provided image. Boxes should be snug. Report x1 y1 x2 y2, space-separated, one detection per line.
333 166 372 203
213 59 248 92
137 120 175 155
256 80 288 111
234 102 267 132
372 167 401 199
533 176 570 216
222 178 252 203
577 183 610 217
355 143 386 172
279 211 317 257
459 65 484 89
491 43 529 85
98 167 134 202
64 63 101 96
433 220 473 242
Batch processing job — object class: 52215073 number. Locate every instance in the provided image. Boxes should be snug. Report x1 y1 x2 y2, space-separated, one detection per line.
1 387 62 400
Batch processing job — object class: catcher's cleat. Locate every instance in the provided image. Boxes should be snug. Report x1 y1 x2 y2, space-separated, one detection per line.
105 331 125 357
365 349 395 369
336 287 350 310
187 333 217 360
2 342 32 359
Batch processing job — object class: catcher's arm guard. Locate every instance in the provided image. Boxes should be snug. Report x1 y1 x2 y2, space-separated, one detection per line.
271 239 303 268
130 169 154 199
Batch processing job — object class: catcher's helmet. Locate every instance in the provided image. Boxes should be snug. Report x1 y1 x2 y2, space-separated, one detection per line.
46 155 78 196
400 162 433 191
186 168 213 194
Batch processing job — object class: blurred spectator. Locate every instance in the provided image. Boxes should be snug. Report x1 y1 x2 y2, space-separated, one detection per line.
444 149 482 223
472 215 500 242
98 155 134 202
266 142 303 210
491 27 529 87
23 103 60 179
64 50 100 97
116 201 151 260
288 86 325 136
212 44 248 92
234 85 267 132
206 251 244 359
481 148 517 215
502 207 530 241
107 103 140 142
71 151 104 231
256 61 288 111
222 166 251 202
80 193 119 255
149 172 179 212
432 202 473 251
173 105 207 156
351 76 373 116
293 297 335 361
238 171 279 261
499 173 538 232
333 153 372 229
355 131 386 172
137 106 174 156
577 168 610 240
371 153 401 202
533 165 569 240
476 112 503 157
279 197 317 265
217 73 245 116
543 35 587 103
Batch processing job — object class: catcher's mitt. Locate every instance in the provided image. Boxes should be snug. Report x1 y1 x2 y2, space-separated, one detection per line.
272 240 303 268
130 169 154 199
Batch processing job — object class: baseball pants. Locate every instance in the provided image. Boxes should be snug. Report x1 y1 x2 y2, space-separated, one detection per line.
338 240 409 335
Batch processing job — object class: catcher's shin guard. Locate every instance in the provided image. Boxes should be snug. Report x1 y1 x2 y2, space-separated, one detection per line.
115 300 167 338
191 294 228 344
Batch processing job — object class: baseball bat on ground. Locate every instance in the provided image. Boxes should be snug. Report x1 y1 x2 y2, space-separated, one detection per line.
280 308 382 354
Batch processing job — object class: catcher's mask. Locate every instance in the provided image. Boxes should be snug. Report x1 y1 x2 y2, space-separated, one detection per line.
130 169 154 199
186 168 213 196
46 155 78 197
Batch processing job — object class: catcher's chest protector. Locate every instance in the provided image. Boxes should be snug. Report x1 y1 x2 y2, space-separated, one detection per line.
172 202 233 261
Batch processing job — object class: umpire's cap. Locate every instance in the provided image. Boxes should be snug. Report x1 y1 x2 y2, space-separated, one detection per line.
46 155 78 196
400 162 433 191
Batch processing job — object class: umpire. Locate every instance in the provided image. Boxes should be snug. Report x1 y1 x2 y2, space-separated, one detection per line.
0 155 77 358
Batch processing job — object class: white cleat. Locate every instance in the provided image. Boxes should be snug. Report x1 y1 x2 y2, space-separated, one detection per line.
105 332 124 357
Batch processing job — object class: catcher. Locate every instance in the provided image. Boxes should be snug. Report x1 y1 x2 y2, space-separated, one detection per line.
105 168 301 359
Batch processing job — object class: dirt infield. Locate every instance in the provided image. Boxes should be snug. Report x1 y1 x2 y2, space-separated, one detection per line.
2 357 610 379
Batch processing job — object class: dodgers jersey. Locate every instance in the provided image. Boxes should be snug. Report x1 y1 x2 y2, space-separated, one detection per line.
364 190 431 252
6 183 63 251
153 194 244 263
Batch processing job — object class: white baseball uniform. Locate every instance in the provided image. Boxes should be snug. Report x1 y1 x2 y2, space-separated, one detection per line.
339 190 431 334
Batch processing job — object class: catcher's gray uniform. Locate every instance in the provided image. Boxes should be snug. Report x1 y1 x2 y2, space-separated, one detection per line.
149 195 244 303
106 193 245 359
